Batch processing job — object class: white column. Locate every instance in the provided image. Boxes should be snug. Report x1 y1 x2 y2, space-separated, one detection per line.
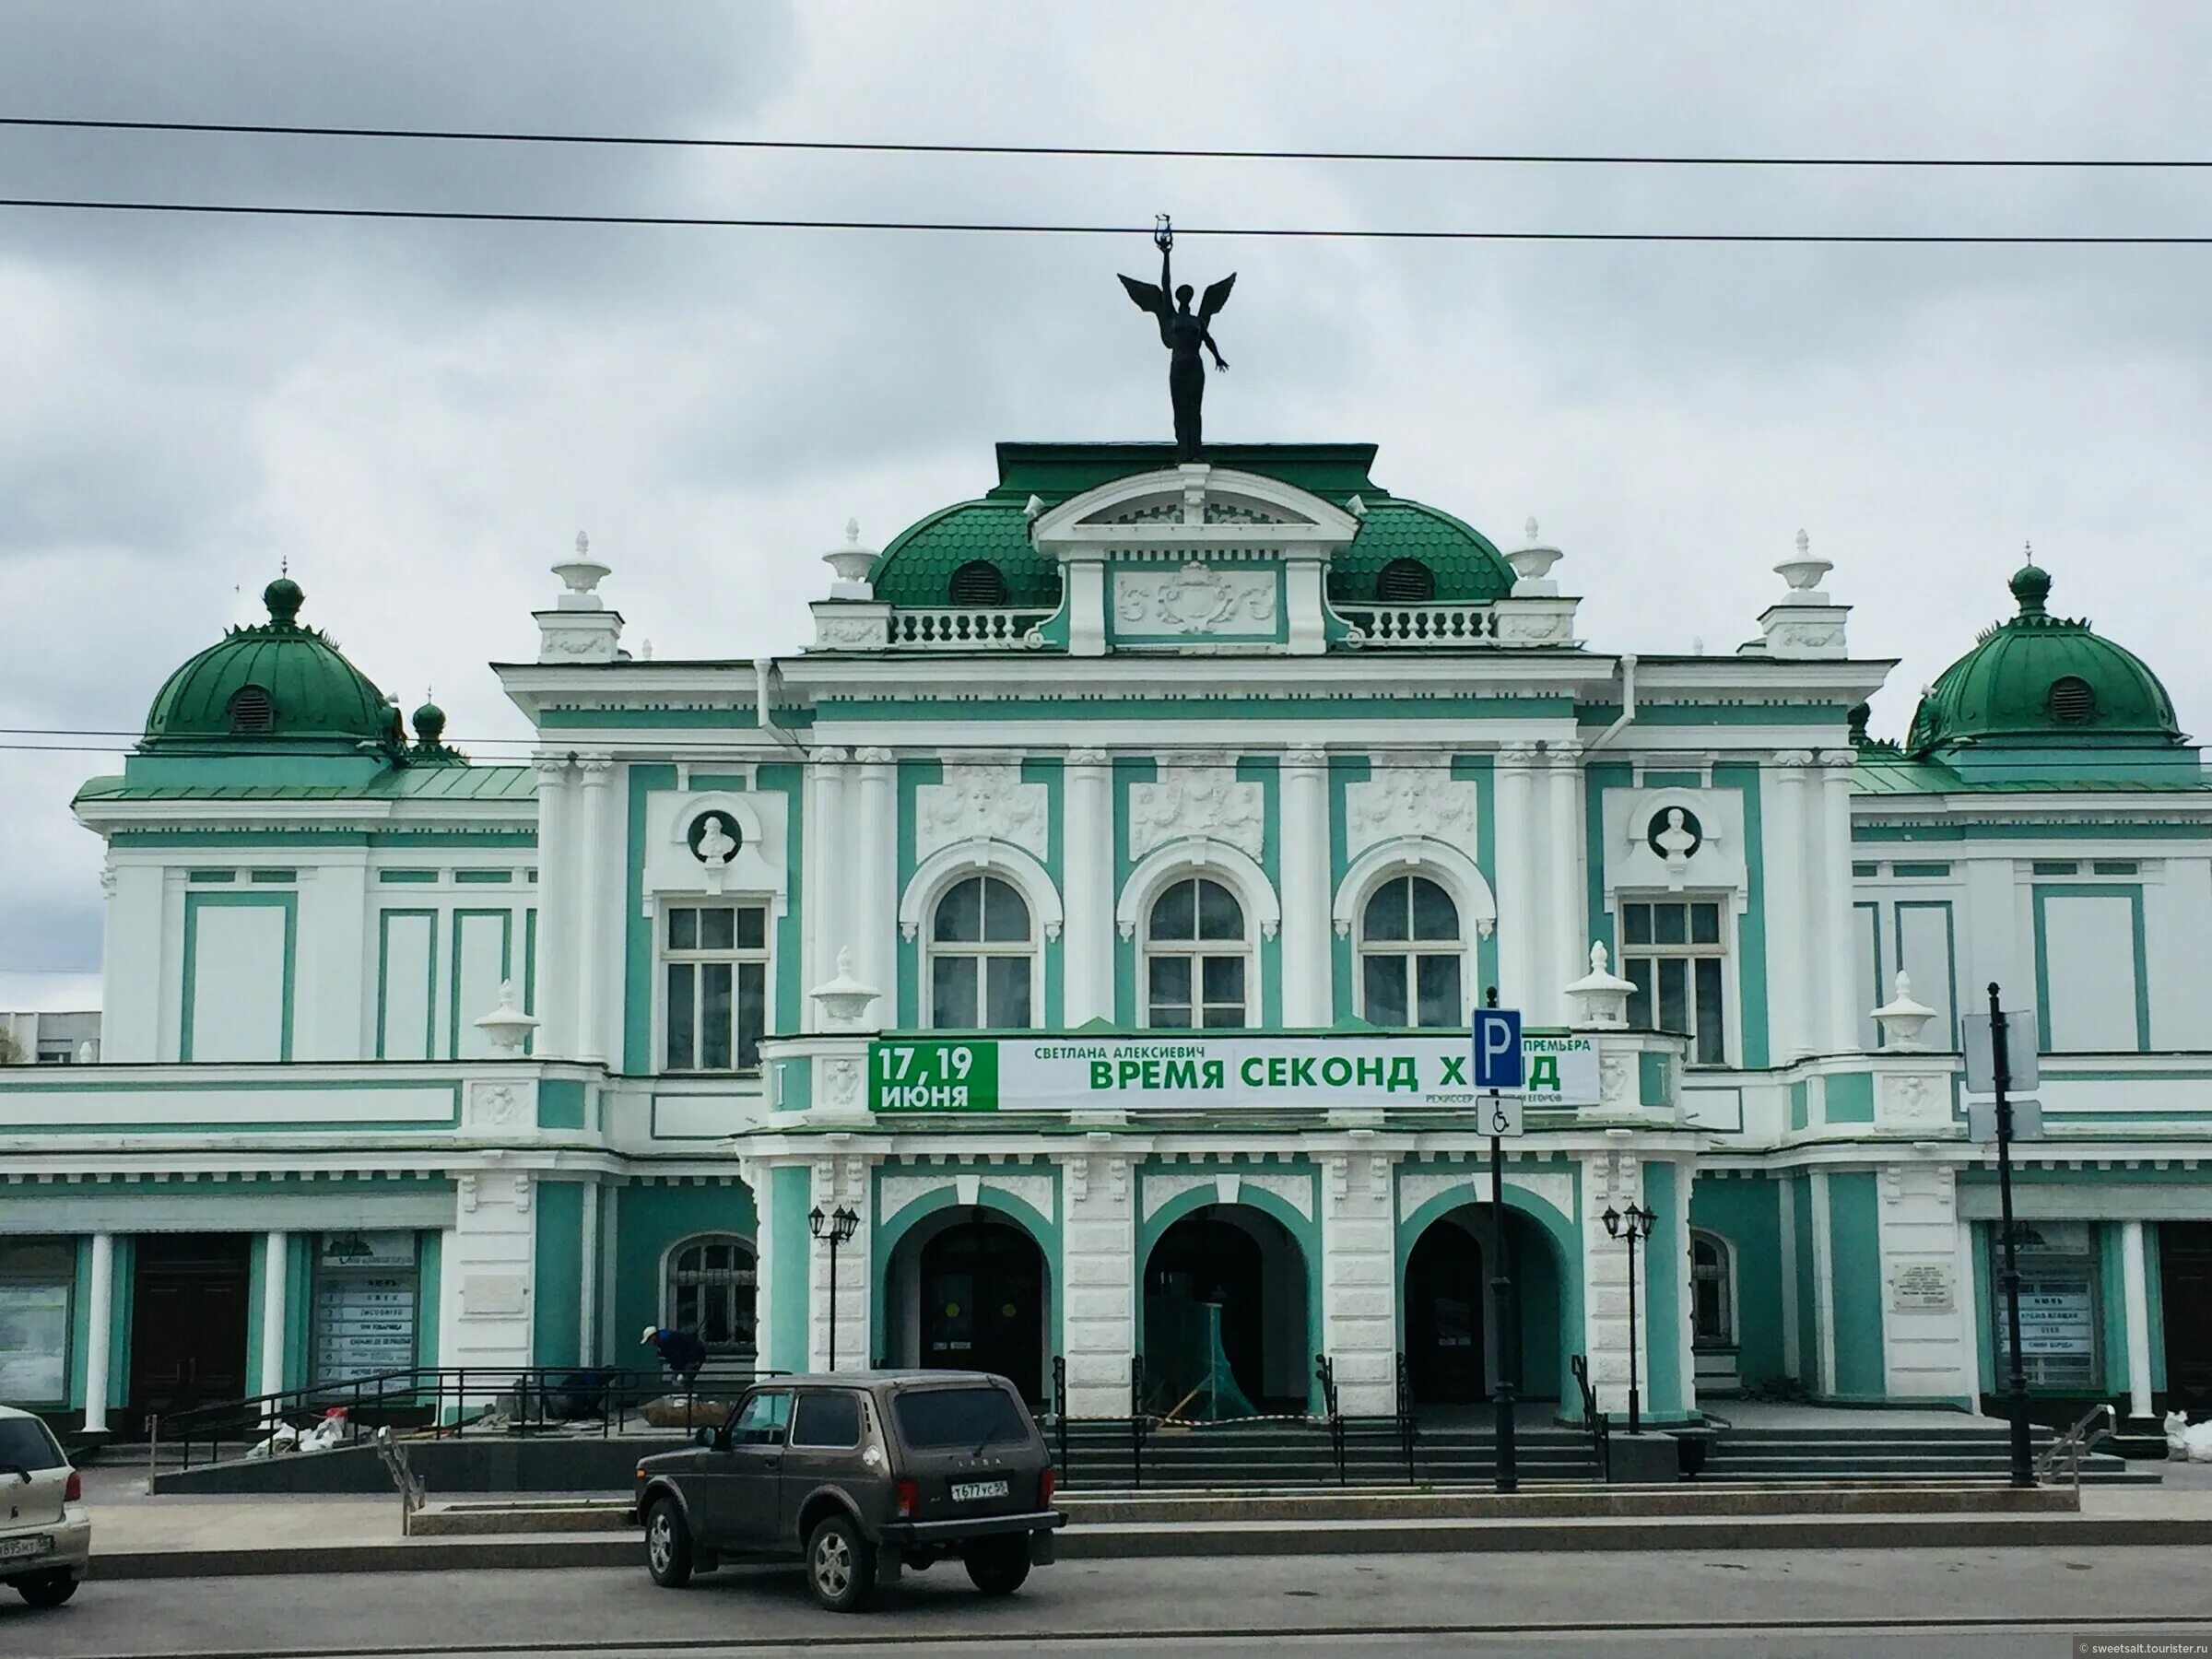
1494 743 1541 1012
260 1230 289 1398
1063 749 1114 1025
1546 741 1587 1027
1769 752 1814 1061
531 756 576 1057
1320 1150 1398 1415
571 756 614 1064
1060 1151 1137 1416
1581 1149 1650 1418
1280 746 1332 1027
854 749 898 1015
579 1182 601 1368
2123 1219 2155 1419
804 748 851 1030
82 1233 114 1434
1818 750 1863 1053
808 1158 874 1373
1809 1170 1837 1395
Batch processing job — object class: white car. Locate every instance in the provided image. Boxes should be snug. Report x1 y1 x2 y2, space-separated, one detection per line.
0 1406 88 1608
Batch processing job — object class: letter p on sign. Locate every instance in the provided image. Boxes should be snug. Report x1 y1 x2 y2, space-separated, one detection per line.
1474 1009 1524 1090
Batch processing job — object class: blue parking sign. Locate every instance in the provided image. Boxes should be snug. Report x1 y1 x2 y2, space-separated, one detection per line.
1473 1009 1524 1090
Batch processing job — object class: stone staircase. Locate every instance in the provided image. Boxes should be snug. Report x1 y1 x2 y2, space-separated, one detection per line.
1053 1415 2157 1489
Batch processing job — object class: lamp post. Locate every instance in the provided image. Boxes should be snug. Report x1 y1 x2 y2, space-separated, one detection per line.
808 1204 860 1371
1602 1201 1656 1435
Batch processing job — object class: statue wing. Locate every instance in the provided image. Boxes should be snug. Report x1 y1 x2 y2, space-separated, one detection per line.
1197 272 1237 328
1118 274 1170 318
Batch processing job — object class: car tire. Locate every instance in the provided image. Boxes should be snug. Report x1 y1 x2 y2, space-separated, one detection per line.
805 1512 877 1613
964 1535 1031 1596
15 1570 79 1609
644 1498 695 1589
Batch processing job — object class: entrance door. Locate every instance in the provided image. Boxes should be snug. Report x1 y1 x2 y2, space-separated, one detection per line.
127 1233 252 1434
918 1218 1045 1406
2161 1223 2212 1411
1406 1220 1486 1406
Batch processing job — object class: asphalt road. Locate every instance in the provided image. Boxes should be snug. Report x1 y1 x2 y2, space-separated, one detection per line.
6 1548 2211 1658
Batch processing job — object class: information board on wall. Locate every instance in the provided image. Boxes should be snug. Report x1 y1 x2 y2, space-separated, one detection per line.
312 1230 419 1382
871 1032 1600 1114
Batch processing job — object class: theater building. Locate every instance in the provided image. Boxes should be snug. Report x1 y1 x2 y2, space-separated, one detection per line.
4 439 2209 1437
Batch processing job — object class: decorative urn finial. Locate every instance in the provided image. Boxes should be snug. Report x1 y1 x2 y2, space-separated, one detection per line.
809 946 884 1032
822 519 878 598
1774 528 1833 594
471 981 540 1054
1871 971 1938 1051
1564 941 1640 1029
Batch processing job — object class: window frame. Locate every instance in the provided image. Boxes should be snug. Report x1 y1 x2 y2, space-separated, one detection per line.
1353 871 1467 1030
661 1232 759 1359
657 900 773 1075
1615 893 1736 1067
1688 1228 1737 1350
1142 874 1253 1030
924 873 1041 1032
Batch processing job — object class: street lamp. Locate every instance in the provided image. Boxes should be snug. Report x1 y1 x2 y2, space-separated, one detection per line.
1602 1201 1657 1435
808 1204 860 1371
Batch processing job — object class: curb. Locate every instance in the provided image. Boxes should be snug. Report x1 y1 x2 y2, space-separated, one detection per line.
88 1513 2212 1580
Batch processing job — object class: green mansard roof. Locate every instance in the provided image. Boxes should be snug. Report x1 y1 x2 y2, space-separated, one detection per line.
867 442 1516 609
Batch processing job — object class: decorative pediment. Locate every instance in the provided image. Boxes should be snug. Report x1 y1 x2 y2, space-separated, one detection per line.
1032 465 1357 552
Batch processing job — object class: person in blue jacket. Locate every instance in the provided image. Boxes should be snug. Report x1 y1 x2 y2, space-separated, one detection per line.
641 1324 708 1390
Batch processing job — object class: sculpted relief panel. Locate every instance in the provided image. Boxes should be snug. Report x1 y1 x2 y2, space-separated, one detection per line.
914 762 1050 862
1129 764 1266 861
1113 561 1277 637
1344 767 1479 858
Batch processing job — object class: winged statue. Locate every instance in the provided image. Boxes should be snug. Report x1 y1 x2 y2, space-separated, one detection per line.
1119 219 1236 461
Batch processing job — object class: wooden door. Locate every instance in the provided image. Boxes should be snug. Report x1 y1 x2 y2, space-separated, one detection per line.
127 1233 253 1434
2161 1223 2212 1410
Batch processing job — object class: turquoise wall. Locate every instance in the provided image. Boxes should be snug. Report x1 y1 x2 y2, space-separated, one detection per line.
769 1166 812 1371
1644 1159 1687 1419
609 1181 759 1362
1790 1174 1818 1392
533 1182 585 1366
1688 1176 1786 1390
1826 1172 1887 1399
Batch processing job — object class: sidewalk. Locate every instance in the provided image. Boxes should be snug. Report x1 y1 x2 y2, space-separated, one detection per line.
76 1459 2212 1581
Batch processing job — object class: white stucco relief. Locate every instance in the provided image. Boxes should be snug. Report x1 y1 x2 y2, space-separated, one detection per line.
914 762 1049 863
1344 766 1479 857
1129 765 1265 861
1114 562 1277 635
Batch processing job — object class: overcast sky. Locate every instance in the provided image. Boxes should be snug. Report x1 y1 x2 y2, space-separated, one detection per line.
4 2 2209 998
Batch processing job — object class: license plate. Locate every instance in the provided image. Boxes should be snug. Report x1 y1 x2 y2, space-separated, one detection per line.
0 1535 53 1561
950 1479 1009 1503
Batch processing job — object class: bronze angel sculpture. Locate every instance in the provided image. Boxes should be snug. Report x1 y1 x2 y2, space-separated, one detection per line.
1120 223 1235 462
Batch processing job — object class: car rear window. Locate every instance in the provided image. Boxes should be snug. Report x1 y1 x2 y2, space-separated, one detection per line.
0 1418 65 1472
893 1386 1028 1450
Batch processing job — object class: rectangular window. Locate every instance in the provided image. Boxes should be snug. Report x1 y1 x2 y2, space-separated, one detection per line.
2038 889 2144 1053
662 904 770 1071
1893 862 1952 878
1894 902 1957 1050
1852 862 1879 878
1620 900 1728 1065
311 1231 420 1383
2032 861 2080 877
0 1240 74 1404
2092 861 2139 877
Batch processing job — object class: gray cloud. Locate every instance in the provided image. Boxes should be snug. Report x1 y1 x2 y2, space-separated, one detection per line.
4 0 2209 990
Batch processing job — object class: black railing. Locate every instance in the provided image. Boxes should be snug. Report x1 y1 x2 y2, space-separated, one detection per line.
1051 1354 1069 1485
1393 1350 1417 1484
1130 1355 1147 1490
158 1365 781 1471
1313 1353 1347 1485
1570 1354 1611 1482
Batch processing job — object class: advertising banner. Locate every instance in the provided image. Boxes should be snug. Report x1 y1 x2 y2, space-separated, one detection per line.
871 1032 1599 1114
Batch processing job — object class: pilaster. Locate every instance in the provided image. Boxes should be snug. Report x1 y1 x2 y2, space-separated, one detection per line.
1279 746 1332 1026
1063 749 1114 1025
1544 741 1586 1026
571 756 614 1065
440 1170 539 1380
1494 743 1542 1012
855 748 898 1015
803 748 851 1030
1877 1160 1972 1400
530 756 576 1057
1059 1145 1137 1416
1321 1147 1398 1415
809 1153 877 1373
1580 1146 1651 1418
2122 1218 2154 1419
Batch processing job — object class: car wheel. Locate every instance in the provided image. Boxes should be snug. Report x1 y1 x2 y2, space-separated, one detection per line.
806 1512 877 1613
964 1535 1031 1596
644 1498 694 1589
15 1570 79 1609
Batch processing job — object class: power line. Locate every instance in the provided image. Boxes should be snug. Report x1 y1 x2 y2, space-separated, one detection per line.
5 116 2207 170
3 197 2209 244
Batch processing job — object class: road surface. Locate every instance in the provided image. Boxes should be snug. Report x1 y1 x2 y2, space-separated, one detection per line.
4 1547 2209 1657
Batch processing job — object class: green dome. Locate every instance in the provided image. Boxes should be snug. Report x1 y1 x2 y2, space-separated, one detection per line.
866 442 1513 610
142 578 402 755
1906 564 2182 758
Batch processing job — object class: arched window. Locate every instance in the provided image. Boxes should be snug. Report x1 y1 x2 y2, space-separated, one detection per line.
665 1234 757 1356
1690 1230 1734 1347
928 875 1035 1029
1359 875 1463 1028
1146 876 1248 1028
1376 558 1436 604
949 559 1008 606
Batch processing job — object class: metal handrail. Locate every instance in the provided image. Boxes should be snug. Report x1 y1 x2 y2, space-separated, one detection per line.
2035 1402 2115 1488
1570 1353 1611 1481
1314 1354 1346 1486
1393 1350 1417 1484
1130 1355 1147 1491
1051 1355 1069 1488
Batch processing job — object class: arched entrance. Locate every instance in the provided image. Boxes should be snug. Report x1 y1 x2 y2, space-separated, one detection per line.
1401 1204 1566 1411
1406 1218 1485 1405
887 1210 1048 1406
1143 1204 1309 1418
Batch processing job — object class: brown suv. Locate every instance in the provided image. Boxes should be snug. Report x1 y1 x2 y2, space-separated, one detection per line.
633 1370 1065 1612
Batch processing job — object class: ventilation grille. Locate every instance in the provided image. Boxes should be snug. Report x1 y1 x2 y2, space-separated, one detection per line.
227 685 274 733
1376 558 1436 604
948 559 1008 606
2047 676 2096 724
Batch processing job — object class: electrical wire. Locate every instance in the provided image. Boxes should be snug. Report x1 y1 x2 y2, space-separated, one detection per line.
2 198 2208 243
4 117 2207 170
